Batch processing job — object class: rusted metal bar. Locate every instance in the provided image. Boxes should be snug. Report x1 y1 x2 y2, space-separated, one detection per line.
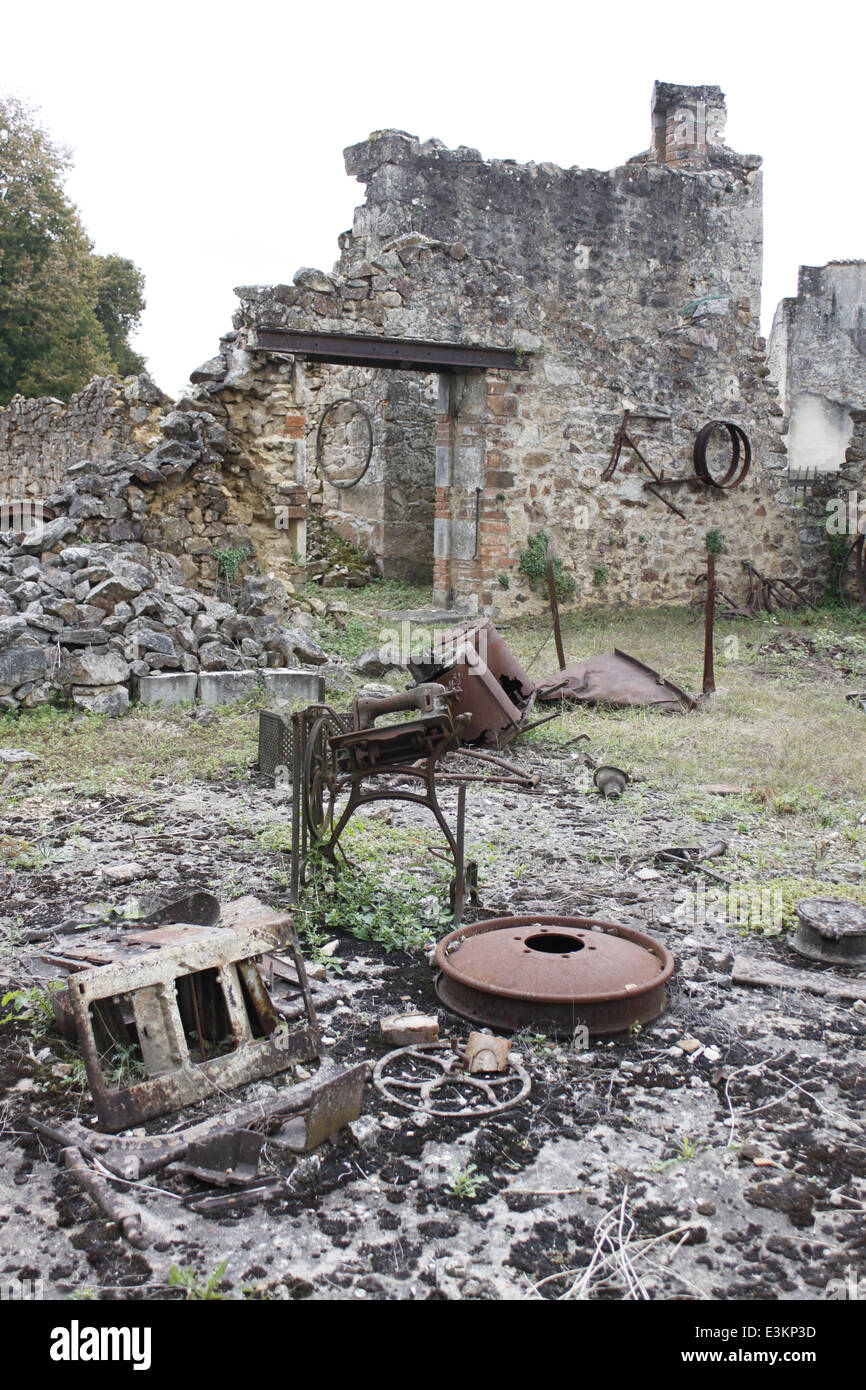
546 542 566 672
62 1147 151 1249
703 550 716 695
254 328 530 373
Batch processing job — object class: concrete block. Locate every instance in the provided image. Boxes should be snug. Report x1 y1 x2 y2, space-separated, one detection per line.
260 669 325 703
197 671 261 706
136 673 198 707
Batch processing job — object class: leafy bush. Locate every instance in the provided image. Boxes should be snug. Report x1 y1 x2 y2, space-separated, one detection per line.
518 530 576 600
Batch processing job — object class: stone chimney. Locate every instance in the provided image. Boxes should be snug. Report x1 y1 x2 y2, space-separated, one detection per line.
635 82 728 168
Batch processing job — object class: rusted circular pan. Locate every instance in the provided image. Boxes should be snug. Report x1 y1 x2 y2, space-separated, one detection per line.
793 898 866 967
435 915 675 1037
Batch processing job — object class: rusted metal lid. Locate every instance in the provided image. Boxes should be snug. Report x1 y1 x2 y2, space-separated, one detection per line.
435 915 675 1037
793 899 866 967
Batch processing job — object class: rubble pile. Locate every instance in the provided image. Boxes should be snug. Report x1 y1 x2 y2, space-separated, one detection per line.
0 526 328 716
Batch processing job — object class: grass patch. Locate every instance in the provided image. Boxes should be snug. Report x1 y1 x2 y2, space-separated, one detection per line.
737 876 866 935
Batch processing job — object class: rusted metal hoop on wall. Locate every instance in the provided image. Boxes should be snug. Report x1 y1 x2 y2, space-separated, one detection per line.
693 420 752 489
315 398 374 489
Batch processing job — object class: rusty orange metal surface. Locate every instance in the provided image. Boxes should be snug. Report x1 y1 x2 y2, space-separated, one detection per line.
435 915 675 1036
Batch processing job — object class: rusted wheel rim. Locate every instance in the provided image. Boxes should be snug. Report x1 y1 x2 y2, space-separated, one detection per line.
435 915 675 1035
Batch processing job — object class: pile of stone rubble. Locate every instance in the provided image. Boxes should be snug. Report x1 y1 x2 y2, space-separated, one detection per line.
0 520 329 717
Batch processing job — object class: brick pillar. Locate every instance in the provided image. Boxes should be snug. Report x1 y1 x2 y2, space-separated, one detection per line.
432 372 487 611
432 378 453 606
280 374 307 562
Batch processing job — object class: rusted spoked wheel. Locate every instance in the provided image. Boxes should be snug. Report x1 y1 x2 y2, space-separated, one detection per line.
303 713 342 843
839 535 866 610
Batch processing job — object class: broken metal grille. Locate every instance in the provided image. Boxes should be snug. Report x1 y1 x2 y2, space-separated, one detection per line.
258 710 293 779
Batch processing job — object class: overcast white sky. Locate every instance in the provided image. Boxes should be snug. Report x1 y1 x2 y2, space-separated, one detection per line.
2 1 862 395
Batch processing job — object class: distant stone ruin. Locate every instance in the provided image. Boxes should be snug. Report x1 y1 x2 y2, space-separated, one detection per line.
1 80 851 715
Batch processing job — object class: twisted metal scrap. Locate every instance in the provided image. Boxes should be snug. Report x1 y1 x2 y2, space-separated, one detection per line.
373 1042 531 1117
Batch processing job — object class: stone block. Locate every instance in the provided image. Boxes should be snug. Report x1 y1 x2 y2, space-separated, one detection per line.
197 670 261 706
260 669 325 703
135 673 199 707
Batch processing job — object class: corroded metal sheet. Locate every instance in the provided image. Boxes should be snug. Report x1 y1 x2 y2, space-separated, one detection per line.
535 648 695 712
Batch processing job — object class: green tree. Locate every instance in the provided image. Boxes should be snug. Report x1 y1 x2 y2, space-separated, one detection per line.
93 253 146 376
0 96 146 405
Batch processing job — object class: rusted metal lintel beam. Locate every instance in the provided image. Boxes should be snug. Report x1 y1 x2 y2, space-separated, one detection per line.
254 329 529 373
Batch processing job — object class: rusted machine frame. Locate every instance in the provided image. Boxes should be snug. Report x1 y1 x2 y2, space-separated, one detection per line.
68 917 320 1132
291 688 469 923
743 560 818 615
604 411 751 516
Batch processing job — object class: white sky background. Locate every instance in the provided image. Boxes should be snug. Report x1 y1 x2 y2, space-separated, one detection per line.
1 0 862 395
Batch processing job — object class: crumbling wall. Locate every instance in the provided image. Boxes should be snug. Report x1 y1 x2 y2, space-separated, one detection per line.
227 82 821 613
768 262 866 474
0 375 169 501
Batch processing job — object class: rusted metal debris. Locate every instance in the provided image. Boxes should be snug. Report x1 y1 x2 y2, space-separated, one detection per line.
535 649 695 712
373 1041 531 1116
693 420 751 489
839 534 866 610
61 1146 152 1249
792 899 866 968
593 765 630 798
546 542 567 672
435 915 675 1037
411 622 694 737
743 561 818 615
66 896 321 1131
32 1058 368 1188
409 618 538 747
651 841 730 885
291 685 469 922
175 1129 265 1188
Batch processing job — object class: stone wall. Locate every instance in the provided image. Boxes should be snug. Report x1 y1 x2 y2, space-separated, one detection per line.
0 375 169 502
227 81 823 613
768 262 866 475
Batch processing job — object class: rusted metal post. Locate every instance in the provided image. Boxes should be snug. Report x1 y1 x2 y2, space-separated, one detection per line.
452 783 466 926
545 542 566 672
703 532 722 695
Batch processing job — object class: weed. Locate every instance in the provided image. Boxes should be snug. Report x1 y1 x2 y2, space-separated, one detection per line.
1 982 63 1037
654 1135 704 1171
736 876 866 935
447 1161 489 1199
293 820 451 955
168 1259 229 1300
212 546 250 584
518 530 576 600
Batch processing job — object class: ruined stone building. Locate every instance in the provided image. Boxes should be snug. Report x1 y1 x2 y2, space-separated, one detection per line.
0 82 844 626
768 261 866 477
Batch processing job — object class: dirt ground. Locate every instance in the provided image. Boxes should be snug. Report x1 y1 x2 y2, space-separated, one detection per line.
1 603 865 1302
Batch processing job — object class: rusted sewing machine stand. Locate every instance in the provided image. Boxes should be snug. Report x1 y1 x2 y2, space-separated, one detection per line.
289 686 469 924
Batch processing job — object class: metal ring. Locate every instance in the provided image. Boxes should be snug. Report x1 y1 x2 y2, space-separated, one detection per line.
315 398 374 489
373 1042 531 1117
693 420 752 489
